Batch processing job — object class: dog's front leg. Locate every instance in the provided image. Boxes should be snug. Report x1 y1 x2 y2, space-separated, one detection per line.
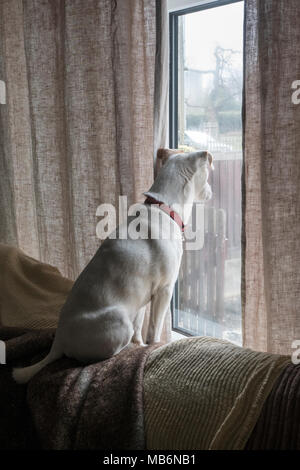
147 286 173 344
132 306 146 346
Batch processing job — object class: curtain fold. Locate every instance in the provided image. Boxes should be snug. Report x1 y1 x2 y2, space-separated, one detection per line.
154 0 169 167
243 0 300 354
142 0 171 343
0 0 171 342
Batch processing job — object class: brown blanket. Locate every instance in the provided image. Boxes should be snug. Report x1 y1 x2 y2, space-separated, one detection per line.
0 327 158 450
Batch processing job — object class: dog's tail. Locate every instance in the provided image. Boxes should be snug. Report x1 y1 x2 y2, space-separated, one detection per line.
12 338 63 384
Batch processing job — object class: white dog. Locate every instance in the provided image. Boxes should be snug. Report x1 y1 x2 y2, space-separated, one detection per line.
13 150 212 383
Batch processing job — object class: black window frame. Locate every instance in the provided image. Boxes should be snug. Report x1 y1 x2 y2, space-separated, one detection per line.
169 0 244 336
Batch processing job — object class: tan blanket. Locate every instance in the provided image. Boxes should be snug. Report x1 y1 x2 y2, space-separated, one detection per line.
144 337 290 450
0 244 72 329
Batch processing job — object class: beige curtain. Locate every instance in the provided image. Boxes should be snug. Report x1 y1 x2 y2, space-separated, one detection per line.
0 0 171 341
0 0 156 278
243 0 300 354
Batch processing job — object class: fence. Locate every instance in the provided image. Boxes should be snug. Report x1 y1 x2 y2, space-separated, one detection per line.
174 156 242 344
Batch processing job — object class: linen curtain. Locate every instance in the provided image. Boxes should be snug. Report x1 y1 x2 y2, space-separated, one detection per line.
0 0 170 341
0 0 157 279
243 0 300 354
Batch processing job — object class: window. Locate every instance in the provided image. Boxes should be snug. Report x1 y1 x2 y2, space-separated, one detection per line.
170 0 244 345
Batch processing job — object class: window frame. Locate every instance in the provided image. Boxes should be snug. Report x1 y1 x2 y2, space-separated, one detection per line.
169 0 244 336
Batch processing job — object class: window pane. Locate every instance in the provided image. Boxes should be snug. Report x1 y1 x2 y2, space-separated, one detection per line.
175 1 244 345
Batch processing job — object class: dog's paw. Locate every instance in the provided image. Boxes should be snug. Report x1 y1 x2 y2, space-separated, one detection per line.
132 338 146 347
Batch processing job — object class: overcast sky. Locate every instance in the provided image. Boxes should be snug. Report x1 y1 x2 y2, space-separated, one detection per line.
184 2 244 71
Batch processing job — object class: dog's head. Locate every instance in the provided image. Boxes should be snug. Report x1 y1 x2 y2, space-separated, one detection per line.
185 150 213 202
147 149 213 213
162 150 213 203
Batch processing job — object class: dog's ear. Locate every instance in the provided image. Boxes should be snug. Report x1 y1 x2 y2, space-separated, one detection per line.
155 148 185 177
186 150 214 172
157 148 184 165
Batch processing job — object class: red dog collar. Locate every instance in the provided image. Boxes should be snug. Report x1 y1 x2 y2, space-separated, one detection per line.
144 196 185 232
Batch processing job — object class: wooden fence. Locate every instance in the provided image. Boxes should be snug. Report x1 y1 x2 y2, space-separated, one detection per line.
174 157 242 340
